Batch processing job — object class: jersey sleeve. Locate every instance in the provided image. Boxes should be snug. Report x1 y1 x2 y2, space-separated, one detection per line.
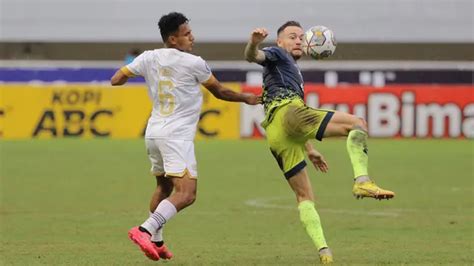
123 51 149 77
260 46 285 66
193 57 212 83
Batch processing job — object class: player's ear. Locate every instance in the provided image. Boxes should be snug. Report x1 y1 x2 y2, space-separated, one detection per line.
276 33 284 46
276 37 283 47
168 35 177 45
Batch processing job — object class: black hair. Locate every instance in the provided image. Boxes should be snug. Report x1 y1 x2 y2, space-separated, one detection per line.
129 48 141 56
158 12 189 42
277 21 302 35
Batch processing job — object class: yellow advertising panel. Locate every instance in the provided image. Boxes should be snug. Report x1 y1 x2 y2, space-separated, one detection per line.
0 83 241 139
196 83 240 140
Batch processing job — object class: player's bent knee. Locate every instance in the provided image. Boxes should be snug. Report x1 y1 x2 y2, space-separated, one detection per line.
181 192 196 207
353 117 368 132
172 191 196 209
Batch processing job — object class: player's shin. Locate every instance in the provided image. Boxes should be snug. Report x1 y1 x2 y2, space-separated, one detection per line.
298 200 328 250
346 129 369 180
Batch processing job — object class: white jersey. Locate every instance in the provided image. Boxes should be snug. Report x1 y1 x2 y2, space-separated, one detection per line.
125 48 212 140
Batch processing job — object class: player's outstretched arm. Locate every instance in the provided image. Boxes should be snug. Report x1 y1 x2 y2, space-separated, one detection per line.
305 141 329 173
110 68 130 86
202 75 262 105
244 28 268 64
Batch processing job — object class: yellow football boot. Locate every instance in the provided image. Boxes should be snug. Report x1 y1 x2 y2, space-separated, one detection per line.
353 181 395 200
319 254 334 264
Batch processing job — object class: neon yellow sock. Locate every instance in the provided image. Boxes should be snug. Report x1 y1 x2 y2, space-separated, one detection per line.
298 200 328 250
346 129 369 179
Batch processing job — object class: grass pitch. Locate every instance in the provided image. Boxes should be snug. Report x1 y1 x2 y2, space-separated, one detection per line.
1 139 473 265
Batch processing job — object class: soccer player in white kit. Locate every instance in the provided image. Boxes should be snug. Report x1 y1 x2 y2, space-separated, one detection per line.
110 12 261 261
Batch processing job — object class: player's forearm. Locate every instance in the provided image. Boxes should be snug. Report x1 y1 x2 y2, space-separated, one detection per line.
111 77 128 86
305 141 316 153
244 42 257 62
244 42 264 63
214 88 249 103
110 69 129 86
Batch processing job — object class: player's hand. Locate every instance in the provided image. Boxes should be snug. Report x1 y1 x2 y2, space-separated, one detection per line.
244 93 263 105
250 28 268 45
308 150 329 173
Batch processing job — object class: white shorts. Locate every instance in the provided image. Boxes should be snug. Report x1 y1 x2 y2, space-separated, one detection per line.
145 139 198 178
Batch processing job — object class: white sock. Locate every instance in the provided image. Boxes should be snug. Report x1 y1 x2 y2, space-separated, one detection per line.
147 211 164 242
141 199 177 234
355 175 371 183
151 228 163 242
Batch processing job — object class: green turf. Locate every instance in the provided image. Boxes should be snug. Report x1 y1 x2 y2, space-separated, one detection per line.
1 139 473 265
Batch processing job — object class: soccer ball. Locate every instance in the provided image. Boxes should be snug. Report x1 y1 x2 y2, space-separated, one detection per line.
302 26 337 60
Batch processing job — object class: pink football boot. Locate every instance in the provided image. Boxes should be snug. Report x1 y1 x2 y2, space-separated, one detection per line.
128 227 160 261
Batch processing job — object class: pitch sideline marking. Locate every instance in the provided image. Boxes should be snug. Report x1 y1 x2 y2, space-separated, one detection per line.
244 197 402 217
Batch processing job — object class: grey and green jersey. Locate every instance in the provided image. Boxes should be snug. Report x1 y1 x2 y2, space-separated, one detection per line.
258 46 304 113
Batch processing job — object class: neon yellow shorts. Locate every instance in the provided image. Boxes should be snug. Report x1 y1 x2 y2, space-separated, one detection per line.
263 99 334 179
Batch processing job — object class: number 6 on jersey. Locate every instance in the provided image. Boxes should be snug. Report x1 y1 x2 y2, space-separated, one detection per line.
157 80 175 116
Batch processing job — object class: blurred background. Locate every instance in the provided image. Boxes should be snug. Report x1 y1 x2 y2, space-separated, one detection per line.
1 0 473 60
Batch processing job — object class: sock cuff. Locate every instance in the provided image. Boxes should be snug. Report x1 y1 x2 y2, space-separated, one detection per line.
349 129 368 136
160 199 177 214
151 228 163 242
154 199 177 221
298 200 315 211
